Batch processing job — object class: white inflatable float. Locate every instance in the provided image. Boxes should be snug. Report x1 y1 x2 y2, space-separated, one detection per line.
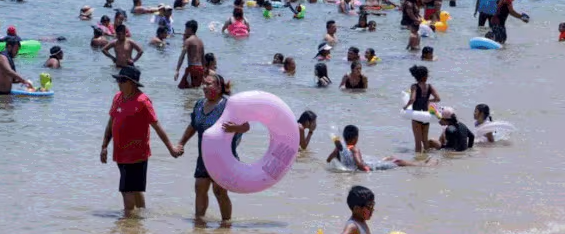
475 121 516 142
400 91 440 123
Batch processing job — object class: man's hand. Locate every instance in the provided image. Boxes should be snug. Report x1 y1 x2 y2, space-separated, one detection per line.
100 147 108 164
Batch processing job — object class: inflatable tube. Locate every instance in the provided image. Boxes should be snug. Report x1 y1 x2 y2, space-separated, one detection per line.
201 91 299 194
10 89 54 97
271 1 283 8
475 121 516 137
228 21 250 38
469 37 502 50
364 4 395 11
335 0 361 7
400 91 440 123
0 40 41 55
246 0 256 7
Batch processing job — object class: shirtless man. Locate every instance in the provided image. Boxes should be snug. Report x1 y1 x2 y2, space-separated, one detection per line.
102 25 144 68
0 37 33 94
324 20 338 46
91 26 109 48
174 20 205 89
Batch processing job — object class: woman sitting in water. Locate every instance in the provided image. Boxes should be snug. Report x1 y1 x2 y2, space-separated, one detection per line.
204 53 217 76
474 104 494 143
429 107 475 152
221 8 250 35
340 61 368 90
314 43 332 61
298 110 317 149
314 63 331 87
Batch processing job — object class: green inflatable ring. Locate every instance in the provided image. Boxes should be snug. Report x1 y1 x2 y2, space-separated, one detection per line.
0 40 42 55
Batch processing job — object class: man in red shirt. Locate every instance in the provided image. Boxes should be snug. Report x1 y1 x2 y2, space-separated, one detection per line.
100 66 182 217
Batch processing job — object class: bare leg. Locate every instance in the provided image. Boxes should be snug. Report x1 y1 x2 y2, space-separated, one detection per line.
195 178 212 219
212 182 232 221
428 139 442 150
411 120 423 153
422 123 430 151
121 192 136 217
134 192 145 209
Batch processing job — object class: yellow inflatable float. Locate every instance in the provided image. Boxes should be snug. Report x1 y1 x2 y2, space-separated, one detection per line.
421 11 451 32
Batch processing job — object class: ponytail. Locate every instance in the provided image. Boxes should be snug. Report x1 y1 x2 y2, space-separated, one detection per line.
476 103 492 122
214 74 231 96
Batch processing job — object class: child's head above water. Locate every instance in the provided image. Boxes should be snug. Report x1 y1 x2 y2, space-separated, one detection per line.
421 46 433 61
474 103 492 122
205 53 216 68
368 21 376 32
264 1 272 10
273 53 284 64
314 63 328 78
347 185 375 220
365 48 375 60
347 47 360 61
283 57 296 72
297 110 317 126
560 23 565 32
409 65 428 82
343 125 359 145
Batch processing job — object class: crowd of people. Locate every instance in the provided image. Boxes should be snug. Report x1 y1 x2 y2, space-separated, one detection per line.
0 0 562 233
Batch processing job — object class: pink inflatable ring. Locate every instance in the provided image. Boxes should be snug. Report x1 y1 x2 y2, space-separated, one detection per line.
202 91 299 194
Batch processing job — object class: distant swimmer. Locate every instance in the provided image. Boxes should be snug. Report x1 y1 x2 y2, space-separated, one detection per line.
421 46 437 61
149 27 169 47
0 37 33 94
406 24 420 51
346 46 360 62
174 20 206 89
44 46 64 69
79 5 94 20
283 57 296 76
131 0 160 14
91 26 109 48
560 23 565 42
102 25 144 68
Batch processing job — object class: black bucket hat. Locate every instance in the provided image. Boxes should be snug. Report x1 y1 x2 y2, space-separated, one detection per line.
112 66 143 87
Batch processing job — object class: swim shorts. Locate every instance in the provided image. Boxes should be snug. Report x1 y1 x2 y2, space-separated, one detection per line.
179 65 205 89
424 8 437 20
117 160 148 192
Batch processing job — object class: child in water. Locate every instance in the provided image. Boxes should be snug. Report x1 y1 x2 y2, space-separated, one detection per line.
368 21 377 32
272 53 284 64
474 104 494 142
204 53 217 76
406 24 420 51
326 125 438 171
286 3 305 19
298 110 317 149
283 57 296 75
314 63 331 87
429 107 475 151
341 185 374 234
364 48 381 65
403 65 440 153
421 46 436 61
351 12 368 30
559 22 565 41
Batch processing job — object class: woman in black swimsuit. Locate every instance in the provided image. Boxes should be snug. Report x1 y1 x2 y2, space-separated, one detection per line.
340 61 368 90
403 65 440 153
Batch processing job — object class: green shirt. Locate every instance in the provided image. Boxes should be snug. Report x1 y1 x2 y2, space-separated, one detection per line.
263 9 272 18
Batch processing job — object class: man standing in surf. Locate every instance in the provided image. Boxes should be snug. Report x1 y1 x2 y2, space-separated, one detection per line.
174 20 206 89
0 37 33 94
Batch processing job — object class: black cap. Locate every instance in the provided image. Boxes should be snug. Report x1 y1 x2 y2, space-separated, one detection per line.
112 66 143 87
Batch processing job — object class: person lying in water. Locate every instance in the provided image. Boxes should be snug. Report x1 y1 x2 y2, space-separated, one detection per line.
326 125 438 171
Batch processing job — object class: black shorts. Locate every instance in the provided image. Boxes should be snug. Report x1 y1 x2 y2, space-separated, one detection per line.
412 120 430 126
194 155 239 178
478 12 493 27
117 160 148 192
492 25 507 44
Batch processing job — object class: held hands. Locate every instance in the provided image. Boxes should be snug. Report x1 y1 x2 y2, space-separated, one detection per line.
170 144 184 158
